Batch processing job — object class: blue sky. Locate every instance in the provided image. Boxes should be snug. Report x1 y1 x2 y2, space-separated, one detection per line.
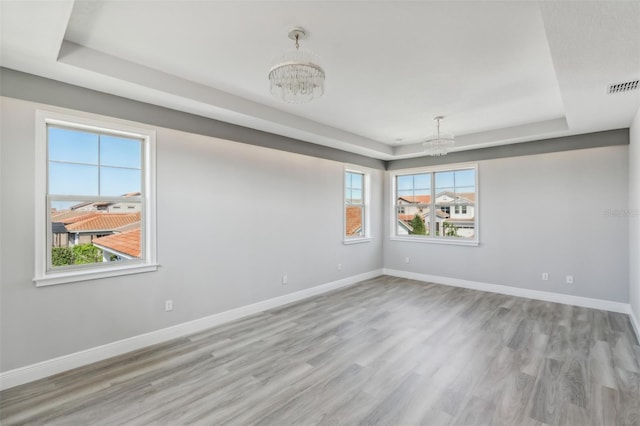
398 170 475 198
345 171 363 204
49 126 142 210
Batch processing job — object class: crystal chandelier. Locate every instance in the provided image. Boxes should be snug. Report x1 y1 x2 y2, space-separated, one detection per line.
423 116 455 156
269 27 325 103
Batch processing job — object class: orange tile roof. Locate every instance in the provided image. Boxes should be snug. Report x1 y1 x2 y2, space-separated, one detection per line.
346 205 363 236
51 211 100 224
93 228 141 258
65 212 141 232
115 221 140 232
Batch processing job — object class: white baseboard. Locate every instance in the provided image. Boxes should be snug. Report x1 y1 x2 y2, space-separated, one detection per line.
383 268 632 315
0 269 382 391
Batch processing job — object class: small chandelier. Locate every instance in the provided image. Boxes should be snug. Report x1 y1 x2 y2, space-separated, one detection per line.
269 27 325 103
423 116 455 156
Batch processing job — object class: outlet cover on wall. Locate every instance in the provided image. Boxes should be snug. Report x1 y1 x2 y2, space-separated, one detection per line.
542 272 549 281
164 300 173 311
282 275 288 285
566 275 574 284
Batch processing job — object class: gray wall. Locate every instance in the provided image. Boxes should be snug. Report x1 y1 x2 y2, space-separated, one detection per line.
383 145 630 303
0 96 383 371
630 107 640 323
0 67 635 374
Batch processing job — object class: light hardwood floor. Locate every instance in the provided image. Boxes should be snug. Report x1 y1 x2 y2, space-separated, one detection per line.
1 276 639 425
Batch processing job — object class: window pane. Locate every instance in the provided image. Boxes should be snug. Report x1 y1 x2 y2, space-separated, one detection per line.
435 169 475 239
439 199 475 239
100 135 142 169
397 173 430 201
48 127 99 165
397 209 429 236
414 174 430 191
350 189 363 204
346 172 364 189
100 167 142 196
435 171 455 193
397 175 415 191
345 172 364 206
398 189 414 199
453 169 475 192
436 169 475 194
349 172 363 190
50 199 142 268
49 162 99 196
346 205 364 237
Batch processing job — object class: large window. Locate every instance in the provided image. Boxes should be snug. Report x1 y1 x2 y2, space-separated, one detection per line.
392 165 478 244
344 169 371 243
35 110 157 286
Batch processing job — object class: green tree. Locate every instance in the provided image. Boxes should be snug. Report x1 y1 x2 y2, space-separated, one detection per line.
72 243 103 264
443 222 459 237
52 247 75 266
409 214 426 235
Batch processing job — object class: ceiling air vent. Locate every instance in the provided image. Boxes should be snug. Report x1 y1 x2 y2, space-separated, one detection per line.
607 80 639 94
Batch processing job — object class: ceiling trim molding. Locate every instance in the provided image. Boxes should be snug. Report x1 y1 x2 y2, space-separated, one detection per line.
0 67 629 173
0 67 385 170
386 128 629 171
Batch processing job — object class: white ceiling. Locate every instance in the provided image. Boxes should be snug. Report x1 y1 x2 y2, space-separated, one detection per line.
1 1 639 160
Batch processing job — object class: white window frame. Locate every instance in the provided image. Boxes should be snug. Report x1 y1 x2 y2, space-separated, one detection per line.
389 163 479 246
344 166 372 244
34 109 158 286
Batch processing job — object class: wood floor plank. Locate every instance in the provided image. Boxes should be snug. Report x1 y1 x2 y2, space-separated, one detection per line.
1 275 639 425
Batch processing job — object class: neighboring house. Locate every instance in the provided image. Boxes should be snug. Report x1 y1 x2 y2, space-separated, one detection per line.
70 193 142 213
51 211 141 247
51 210 105 247
345 205 363 236
397 192 476 237
51 193 142 248
93 228 141 262
51 222 69 247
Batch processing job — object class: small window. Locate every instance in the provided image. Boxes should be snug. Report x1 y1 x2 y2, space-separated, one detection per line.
35 110 157 286
344 168 371 243
391 165 478 244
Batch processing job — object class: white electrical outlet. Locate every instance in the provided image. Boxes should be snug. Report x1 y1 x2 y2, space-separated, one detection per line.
282 275 288 285
338 263 342 271
566 275 574 284
404 257 410 264
165 300 173 311
542 272 549 281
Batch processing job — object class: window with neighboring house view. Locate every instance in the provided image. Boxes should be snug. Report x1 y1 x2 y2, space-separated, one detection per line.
344 169 371 242
35 111 157 286
392 165 477 244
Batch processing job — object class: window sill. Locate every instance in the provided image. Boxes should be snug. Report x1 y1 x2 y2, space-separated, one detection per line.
343 237 373 245
389 236 479 246
34 263 159 287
